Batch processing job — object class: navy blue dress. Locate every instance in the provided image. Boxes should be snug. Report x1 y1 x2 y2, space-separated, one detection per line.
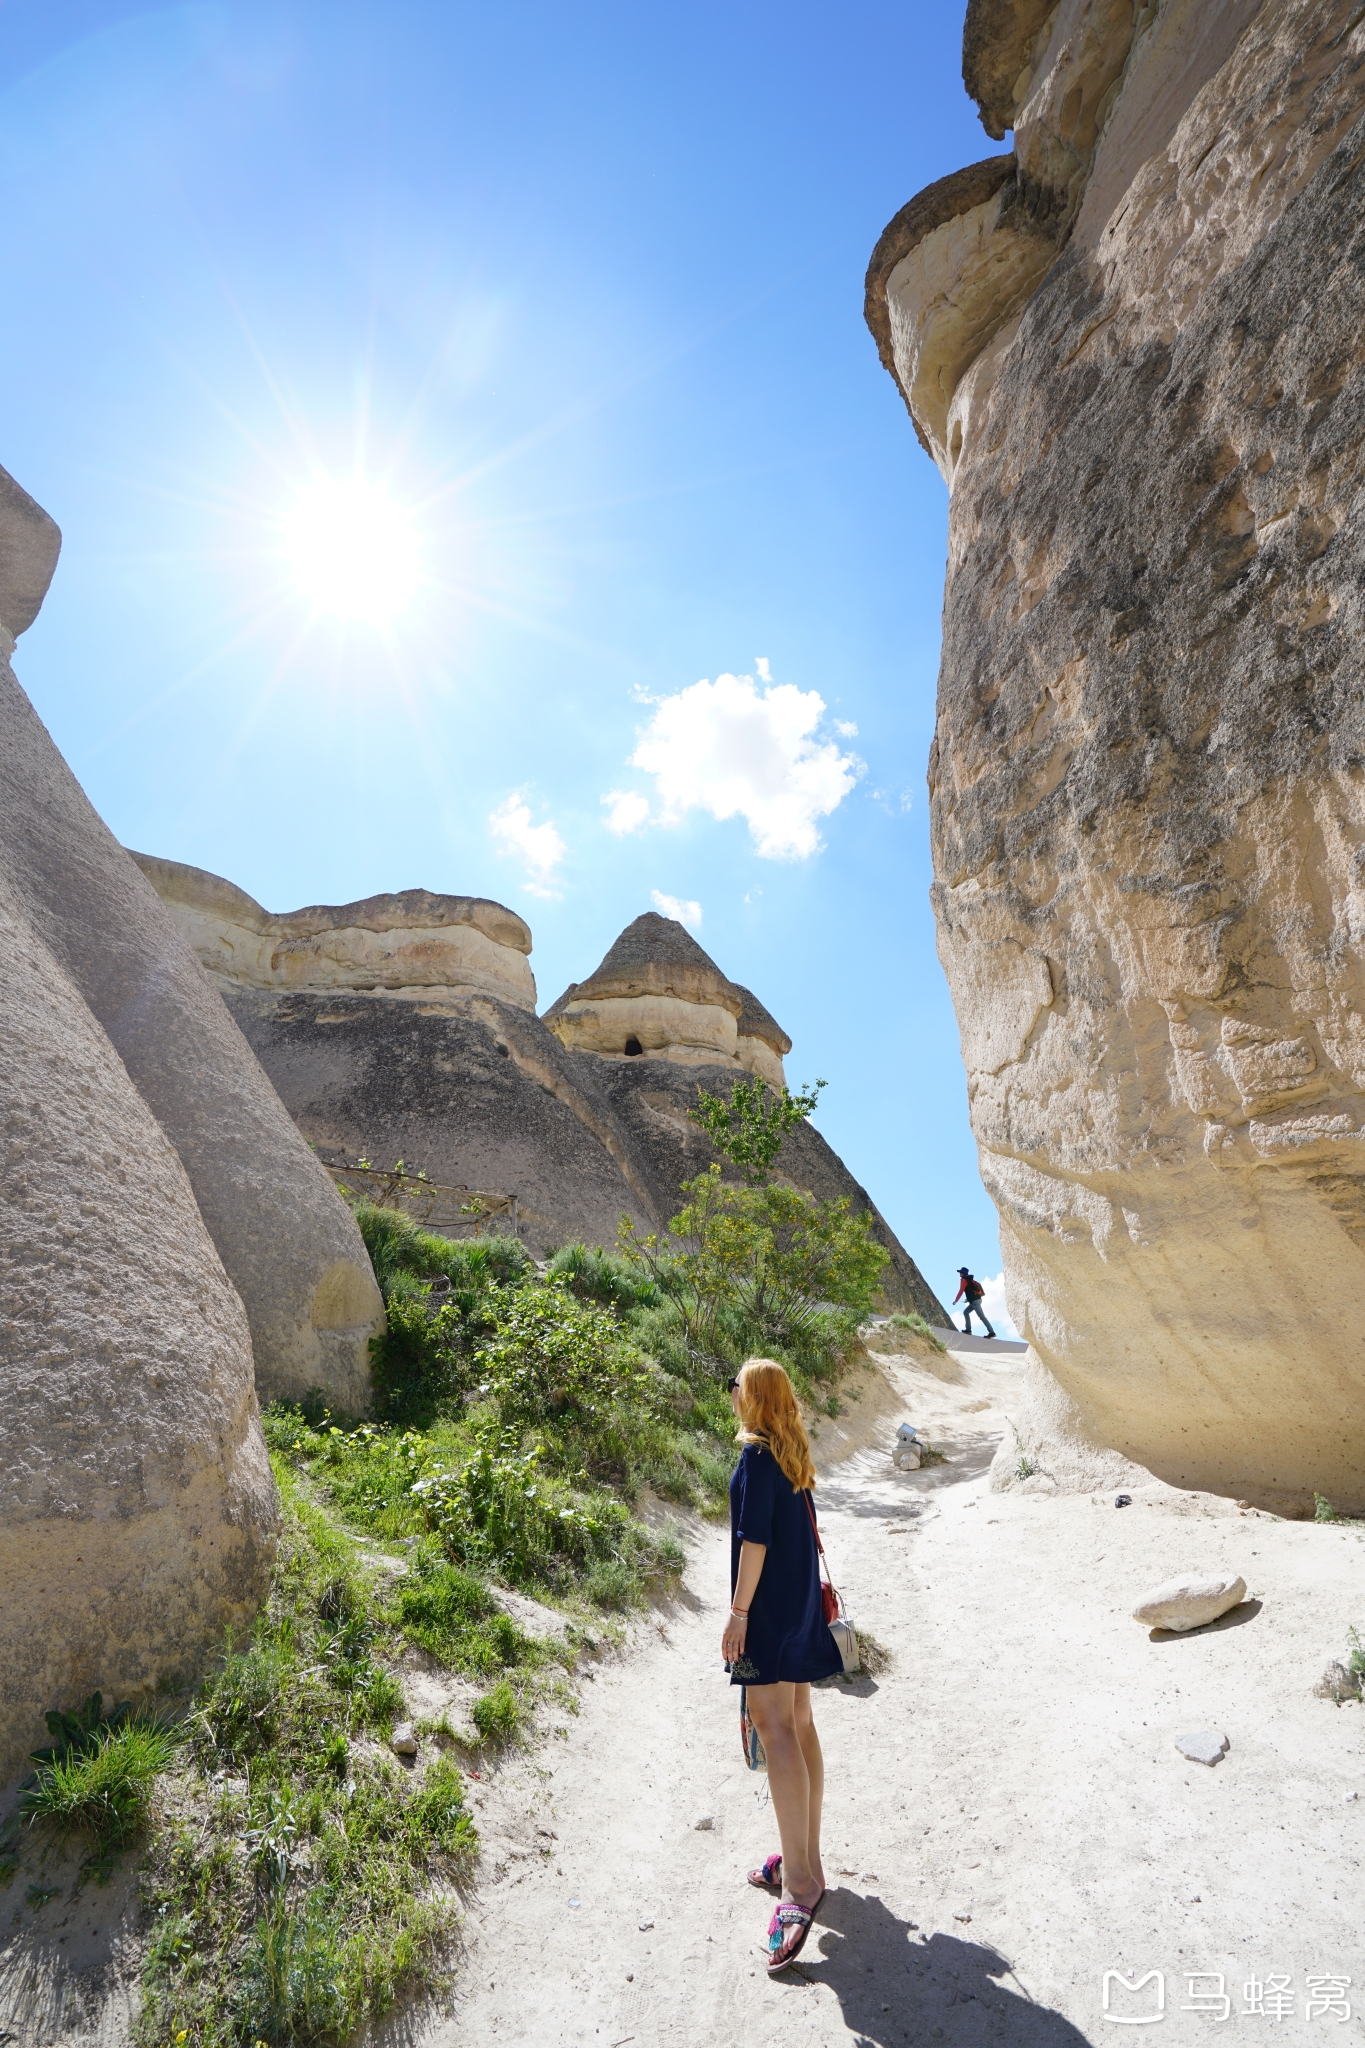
728 1442 841 1687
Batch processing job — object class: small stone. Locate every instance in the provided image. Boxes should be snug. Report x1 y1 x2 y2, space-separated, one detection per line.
1133 1573 1247 1632
568 1897 581 1908
638 1917 654 1931
1115 1494 1132 1507
1345 1791 1358 1803
693 1815 714 1831
1175 1729 1228 1766
953 1910 972 1923
626 1972 634 1981
389 1722 419 1756
1315 1657 1363 1703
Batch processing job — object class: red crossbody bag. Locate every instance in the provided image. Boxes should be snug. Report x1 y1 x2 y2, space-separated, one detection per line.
804 1492 841 1625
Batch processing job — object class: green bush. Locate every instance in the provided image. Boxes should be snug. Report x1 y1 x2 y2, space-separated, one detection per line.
411 1431 630 1586
369 1295 476 1427
477 1281 654 1434
21 1720 179 1855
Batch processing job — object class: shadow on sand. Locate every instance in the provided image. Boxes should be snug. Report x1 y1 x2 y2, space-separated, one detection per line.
777 1888 1091 2046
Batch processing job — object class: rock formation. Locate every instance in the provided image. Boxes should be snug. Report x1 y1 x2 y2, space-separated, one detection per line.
544 911 791 1088
142 871 948 1321
0 468 282 1777
868 0 1365 1510
0 640 384 1412
131 853 537 1010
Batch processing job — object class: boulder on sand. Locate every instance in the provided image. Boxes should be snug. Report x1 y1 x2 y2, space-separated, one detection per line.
1133 1573 1247 1633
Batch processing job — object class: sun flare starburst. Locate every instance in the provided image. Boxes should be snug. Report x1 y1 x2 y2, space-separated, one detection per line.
280 476 422 626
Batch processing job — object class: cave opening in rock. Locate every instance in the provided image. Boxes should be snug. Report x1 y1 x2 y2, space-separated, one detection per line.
624 1036 644 1056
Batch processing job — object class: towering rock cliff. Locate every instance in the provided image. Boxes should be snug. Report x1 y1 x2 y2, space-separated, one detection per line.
0 468 281 1776
143 871 948 1323
868 0 1365 1509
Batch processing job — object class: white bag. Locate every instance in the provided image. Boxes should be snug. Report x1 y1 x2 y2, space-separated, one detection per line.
828 1611 861 1674
805 1492 861 1674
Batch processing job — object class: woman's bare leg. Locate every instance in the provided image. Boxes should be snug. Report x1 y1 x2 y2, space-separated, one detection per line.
746 1683 821 1907
792 1683 824 1891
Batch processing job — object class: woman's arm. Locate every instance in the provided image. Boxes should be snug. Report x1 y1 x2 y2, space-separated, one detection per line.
721 1540 767 1665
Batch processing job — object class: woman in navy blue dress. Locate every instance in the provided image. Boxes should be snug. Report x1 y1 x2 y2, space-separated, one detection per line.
721 1358 840 1973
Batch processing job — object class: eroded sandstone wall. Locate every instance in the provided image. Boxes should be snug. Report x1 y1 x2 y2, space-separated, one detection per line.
870 0 1365 1509
0 856 277 1780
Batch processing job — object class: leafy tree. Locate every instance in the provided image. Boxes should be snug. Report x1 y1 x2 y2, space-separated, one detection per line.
618 1165 887 1369
688 1075 826 1184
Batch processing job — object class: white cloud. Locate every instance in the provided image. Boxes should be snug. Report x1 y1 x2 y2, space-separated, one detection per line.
602 788 651 836
488 790 566 899
626 668 862 860
978 1272 1020 1341
651 889 702 927
835 719 859 738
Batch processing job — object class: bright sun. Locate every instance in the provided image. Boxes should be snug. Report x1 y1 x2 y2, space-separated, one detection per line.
280 477 422 626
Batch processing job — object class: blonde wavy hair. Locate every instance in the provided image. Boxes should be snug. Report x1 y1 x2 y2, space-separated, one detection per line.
734 1357 816 1492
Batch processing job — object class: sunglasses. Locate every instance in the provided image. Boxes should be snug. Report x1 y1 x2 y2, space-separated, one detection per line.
726 1377 740 1393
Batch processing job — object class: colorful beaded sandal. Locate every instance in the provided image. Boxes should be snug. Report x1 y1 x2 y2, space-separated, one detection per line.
747 1854 782 1892
765 1891 824 1975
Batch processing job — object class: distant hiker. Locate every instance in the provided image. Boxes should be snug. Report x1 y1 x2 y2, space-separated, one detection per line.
721 1358 837 1974
954 1267 995 1338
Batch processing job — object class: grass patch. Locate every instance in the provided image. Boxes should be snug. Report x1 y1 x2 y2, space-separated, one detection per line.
21 1719 179 1860
470 1680 524 1744
884 1311 947 1353
135 1465 478 2048
395 1558 541 1675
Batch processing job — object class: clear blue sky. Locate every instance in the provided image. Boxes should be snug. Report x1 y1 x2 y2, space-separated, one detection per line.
2 0 1010 1324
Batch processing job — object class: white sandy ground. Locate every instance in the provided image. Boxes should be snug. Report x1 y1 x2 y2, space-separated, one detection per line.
428 1337 1365 2048
4 1337 1363 2047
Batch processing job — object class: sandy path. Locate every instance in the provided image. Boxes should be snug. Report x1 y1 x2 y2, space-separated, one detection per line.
433 1343 1365 2047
